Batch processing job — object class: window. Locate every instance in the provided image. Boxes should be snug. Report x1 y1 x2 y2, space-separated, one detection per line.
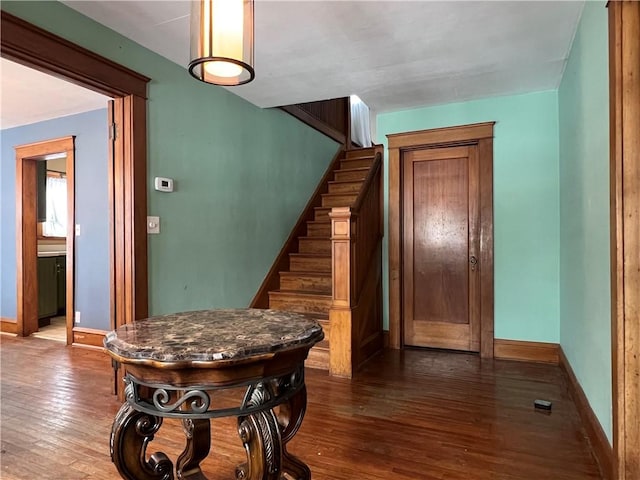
42 174 67 237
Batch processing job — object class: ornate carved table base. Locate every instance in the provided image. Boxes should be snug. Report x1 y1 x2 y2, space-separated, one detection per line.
104 309 323 480
110 370 311 480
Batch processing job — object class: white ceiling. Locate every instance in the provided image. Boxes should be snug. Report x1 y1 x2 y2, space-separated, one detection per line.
1 1 584 128
60 0 585 114
1 58 109 130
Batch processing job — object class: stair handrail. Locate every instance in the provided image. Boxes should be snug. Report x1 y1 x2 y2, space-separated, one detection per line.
351 151 382 215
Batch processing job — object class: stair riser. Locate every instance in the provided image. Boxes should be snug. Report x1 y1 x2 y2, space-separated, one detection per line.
268 295 331 315
290 256 331 273
319 319 330 334
340 158 372 169
322 194 358 207
279 275 331 294
334 169 368 182
328 182 362 194
298 238 331 254
314 208 331 221
307 222 331 237
305 346 329 370
345 148 375 159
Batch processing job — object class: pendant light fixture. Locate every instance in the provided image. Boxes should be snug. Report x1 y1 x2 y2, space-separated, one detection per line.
189 0 255 86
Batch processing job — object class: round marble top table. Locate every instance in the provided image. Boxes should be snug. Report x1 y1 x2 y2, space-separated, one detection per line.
104 308 324 480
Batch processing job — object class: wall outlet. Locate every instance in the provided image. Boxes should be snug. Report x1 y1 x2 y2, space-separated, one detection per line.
75 311 81 324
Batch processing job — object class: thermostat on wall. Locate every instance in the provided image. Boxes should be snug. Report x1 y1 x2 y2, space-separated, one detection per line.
154 177 174 192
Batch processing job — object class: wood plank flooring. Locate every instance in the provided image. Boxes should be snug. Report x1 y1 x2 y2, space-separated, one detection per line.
0 336 602 479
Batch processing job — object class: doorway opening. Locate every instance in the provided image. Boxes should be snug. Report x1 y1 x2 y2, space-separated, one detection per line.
15 137 75 343
1 12 150 359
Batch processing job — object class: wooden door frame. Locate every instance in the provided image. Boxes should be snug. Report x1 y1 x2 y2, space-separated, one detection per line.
1 11 150 336
387 122 495 358
608 2 640 479
15 137 75 342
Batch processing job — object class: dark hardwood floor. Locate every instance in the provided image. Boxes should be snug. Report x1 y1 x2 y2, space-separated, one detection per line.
0 335 602 479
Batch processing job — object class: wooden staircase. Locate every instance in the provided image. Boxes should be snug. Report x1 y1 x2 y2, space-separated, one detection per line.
266 147 376 370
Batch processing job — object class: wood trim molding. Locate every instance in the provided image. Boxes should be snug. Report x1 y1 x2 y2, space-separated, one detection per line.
608 2 640 479
494 339 559 364
559 347 613 479
387 122 495 358
1 318 17 334
280 97 350 145
65 144 75 345
15 136 75 342
72 327 107 351
0 11 149 98
250 146 344 308
387 122 495 149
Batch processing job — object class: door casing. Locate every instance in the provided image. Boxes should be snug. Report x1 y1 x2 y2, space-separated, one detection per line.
15 137 75 342
387 122 495 358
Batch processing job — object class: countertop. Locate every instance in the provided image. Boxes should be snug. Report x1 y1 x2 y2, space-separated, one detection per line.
37 244 66 257
37 251 66 257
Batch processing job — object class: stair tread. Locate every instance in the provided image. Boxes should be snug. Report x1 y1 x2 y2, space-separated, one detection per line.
307 219 330 224
336 166 370 172
279 271 331 277
270 290 332 298
328 179 364 185
302 312 330 322
289 252 330 258
346 147 375 154
299 236 330 241
342 155 374 161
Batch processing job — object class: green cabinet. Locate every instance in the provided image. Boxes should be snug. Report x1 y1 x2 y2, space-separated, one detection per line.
37 161 47 223
56 257 66 312
37 257 58 319
37 255 66 321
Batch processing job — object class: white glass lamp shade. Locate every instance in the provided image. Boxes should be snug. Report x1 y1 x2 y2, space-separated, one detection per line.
189 0 255 86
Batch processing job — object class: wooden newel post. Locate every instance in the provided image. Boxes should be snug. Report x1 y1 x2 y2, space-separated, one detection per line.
329 207 356 378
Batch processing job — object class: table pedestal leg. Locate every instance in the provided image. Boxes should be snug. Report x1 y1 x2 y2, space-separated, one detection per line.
236 409 283 480
110 403 174 480
177 419 211 480
277 386 310 480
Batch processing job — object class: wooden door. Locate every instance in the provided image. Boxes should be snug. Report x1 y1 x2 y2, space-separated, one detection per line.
402 145 480 351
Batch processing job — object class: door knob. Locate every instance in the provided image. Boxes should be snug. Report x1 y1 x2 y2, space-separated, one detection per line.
470 256 478 272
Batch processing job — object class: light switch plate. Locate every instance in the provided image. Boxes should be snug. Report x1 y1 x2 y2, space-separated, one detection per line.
147 216 160 234
75 224 81 236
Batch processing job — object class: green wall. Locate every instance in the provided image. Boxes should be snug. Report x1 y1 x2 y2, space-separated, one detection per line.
558 1 611 443
377 91 560 342
1 2 338 320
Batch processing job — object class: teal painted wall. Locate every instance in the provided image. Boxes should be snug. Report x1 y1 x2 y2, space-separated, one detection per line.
558 2 611 443
1 2 338 319
377 91 560 342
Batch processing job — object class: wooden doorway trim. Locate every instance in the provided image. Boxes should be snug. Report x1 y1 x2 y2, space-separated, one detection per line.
387 122 495 357
1 11 150 332
608 2 640 479
15 137 75 341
